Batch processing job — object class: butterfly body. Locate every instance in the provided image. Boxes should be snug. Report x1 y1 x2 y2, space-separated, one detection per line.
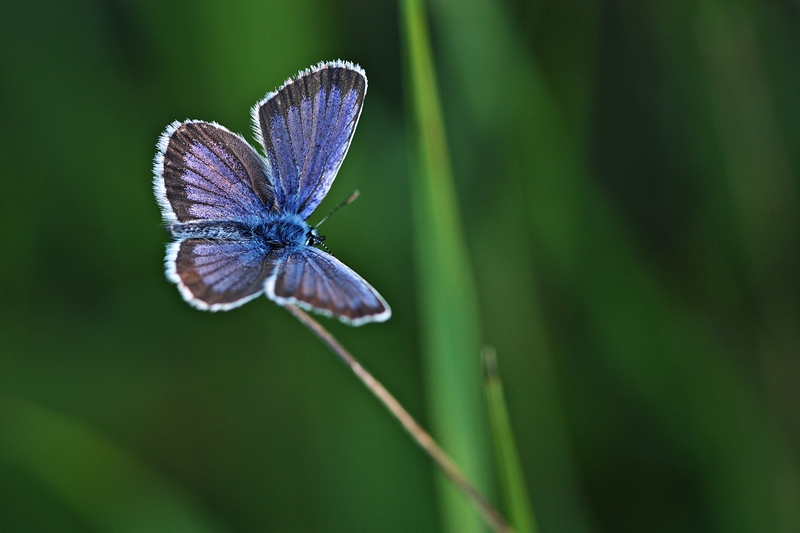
170 213 310 247
153 61 390 325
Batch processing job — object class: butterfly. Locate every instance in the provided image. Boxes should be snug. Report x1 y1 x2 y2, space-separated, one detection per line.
153 60 390 326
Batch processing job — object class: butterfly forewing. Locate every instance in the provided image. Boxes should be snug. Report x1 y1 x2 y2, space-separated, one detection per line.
169 238 276 311
155 121 275 223
253 61 366 220
266 247 390 325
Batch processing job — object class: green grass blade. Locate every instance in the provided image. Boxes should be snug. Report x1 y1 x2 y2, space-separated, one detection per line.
428 2 800 532
400 0 491 531
483 347 537 533
422 1 600 531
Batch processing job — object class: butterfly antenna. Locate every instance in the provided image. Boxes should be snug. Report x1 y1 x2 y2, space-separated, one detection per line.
315 190 360 228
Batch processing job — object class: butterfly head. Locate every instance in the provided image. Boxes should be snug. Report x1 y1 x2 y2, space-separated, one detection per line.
306 226 330 251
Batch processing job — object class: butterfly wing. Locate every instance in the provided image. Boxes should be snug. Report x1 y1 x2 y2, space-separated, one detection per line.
154 120 275 224
252 60 367 220
266 246 390 326
167 238 276 311
154 120 278 309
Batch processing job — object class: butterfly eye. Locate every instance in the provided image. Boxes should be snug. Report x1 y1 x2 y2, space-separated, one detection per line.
307 229 326 247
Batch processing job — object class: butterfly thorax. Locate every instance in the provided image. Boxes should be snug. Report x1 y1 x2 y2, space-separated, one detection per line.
257 213 311 248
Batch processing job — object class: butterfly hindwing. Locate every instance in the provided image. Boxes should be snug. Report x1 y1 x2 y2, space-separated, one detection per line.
168 238 276 311
266 246 390 325
252 61 367 219
155 120 275 224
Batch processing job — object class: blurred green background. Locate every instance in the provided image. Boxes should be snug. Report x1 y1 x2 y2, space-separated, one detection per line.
1 0 799 532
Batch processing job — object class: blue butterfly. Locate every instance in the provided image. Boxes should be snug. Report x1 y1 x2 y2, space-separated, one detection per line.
153 60 390 325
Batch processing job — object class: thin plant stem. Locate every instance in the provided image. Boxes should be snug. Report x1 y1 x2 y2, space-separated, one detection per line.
285 304 514 533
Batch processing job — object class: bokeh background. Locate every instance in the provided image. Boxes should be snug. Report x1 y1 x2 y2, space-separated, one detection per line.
2 0 799 532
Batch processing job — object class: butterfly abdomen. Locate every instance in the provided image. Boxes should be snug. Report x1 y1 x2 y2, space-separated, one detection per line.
170 220 252 241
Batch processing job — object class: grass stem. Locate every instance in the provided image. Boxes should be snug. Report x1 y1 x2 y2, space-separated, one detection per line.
285 304 513 533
